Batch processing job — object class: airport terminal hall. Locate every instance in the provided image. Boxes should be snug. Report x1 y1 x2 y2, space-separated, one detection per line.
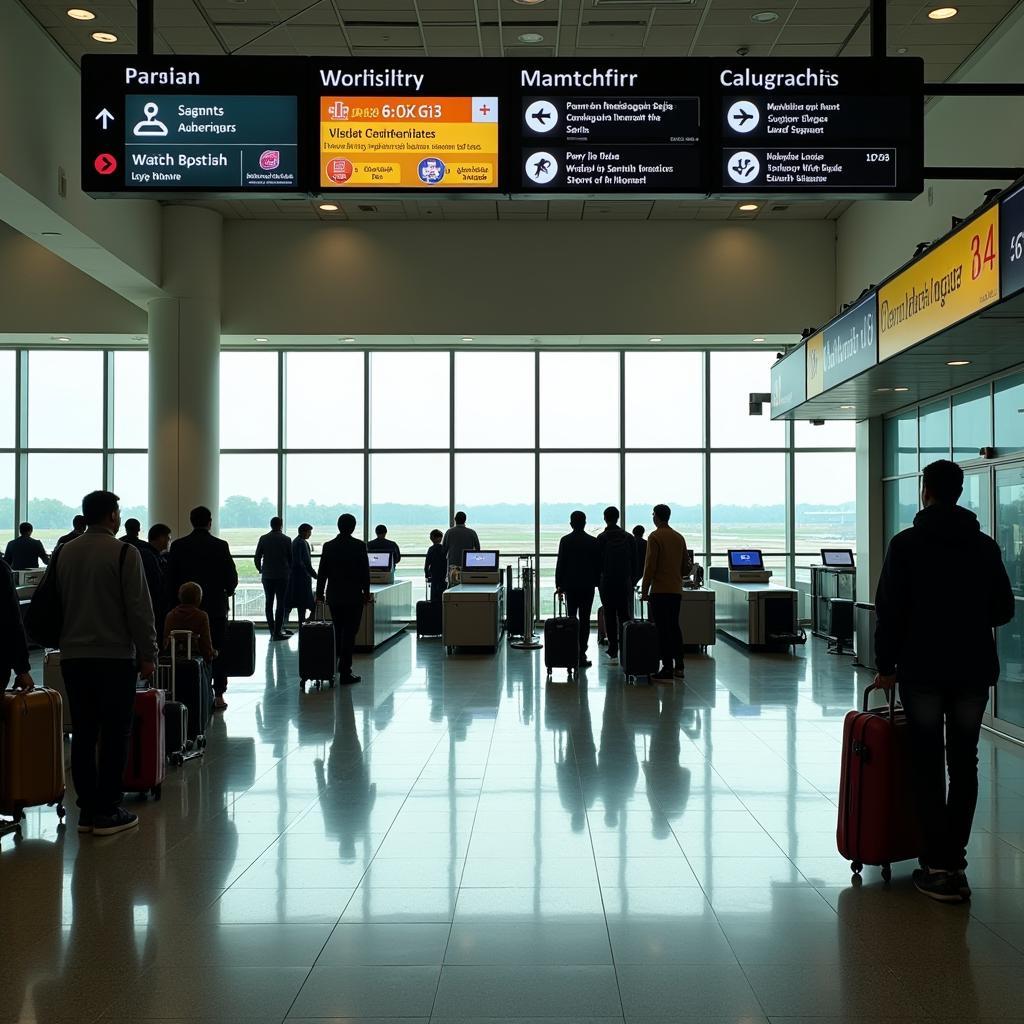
8 0 1024 1021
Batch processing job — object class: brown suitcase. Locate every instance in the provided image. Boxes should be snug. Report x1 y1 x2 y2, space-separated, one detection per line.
0 687 67 826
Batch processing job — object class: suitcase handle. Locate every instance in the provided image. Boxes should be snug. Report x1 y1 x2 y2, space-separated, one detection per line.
862 681 897 716
555 590 565 615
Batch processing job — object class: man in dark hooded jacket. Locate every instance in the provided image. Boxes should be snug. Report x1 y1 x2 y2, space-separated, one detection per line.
596 506 636 666
875 459 1014 904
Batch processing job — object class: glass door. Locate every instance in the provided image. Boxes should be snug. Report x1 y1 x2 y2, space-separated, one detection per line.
995 465 1024 737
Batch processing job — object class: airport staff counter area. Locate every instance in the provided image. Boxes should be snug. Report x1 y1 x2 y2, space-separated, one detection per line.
708 549 801 651
443 550 505 653
355 580 413 653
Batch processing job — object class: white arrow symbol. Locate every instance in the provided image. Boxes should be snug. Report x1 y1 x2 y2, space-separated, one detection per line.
95 108 115 129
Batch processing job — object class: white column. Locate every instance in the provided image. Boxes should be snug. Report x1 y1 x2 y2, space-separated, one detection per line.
148 206 222 536
855 416 885 602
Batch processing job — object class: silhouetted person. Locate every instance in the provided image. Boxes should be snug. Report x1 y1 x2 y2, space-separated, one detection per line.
443 511 480 580
316 514 370 685
287 523 317 625
597 506 636 665
164 506 238 707
139 523 172 631
255 516 292 640
367 524 401 566
3 522 49 570
56 515 86 548
632 525 647 586
424 528 447 604
555 510 601 668
120 518 143 549
640 504 688 681
875 459 1014 904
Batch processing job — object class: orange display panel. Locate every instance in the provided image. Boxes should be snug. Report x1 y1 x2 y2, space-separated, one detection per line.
319 95 499 189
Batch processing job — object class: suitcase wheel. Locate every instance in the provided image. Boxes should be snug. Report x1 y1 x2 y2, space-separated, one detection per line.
851 860 863 875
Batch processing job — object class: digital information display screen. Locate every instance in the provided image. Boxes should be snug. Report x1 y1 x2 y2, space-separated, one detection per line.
81 56 300 194
711 58 923 198
1000 183 1024 299
512 60 706 195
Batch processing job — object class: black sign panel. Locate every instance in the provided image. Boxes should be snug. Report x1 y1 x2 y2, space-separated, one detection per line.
711 58 923 198
82 56 302 194
509 60 707 195
1001 183 1024 299
822 293 877 388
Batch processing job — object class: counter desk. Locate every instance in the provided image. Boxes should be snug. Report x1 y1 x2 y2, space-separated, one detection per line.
354 580 413 653
709 579 800 650
443 583 504 653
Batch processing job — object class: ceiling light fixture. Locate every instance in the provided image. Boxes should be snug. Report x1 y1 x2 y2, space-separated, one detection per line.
840 404 855 410
894 386 910 392
875 387 893 393
753 336 766 343
67 7 95 18
751 10 779 22
518 32 545 43
461 336 474 342
947 359 971 366
91 30 117 42
512 0 546 4
897 46 909 53
254 336 269 342
649 337 663 343
928 6 958 18
55 336 71 342
342 337 355 343
318 203 339 212
739 203 759 212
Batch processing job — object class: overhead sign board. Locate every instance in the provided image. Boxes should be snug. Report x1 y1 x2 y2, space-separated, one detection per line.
770 346 807 417
82 56 301 194
822 293 877 388
806 332 825 398
879 204 1000 361
1000 183 1024 299
313 61 501 191
712 58 923 198
510 60 707 195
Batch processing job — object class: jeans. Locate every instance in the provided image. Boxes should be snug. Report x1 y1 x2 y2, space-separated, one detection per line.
209 616 227 696
599 584 633 658
61 658 137 817
900 683 989 872
262 577 288 635
649 592 684 673
329 597 364 676
563 587 595 658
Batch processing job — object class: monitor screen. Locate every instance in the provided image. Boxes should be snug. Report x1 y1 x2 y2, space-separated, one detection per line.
727 549 765 571
367 552 392 570
463 549 499 570
821 548 855 568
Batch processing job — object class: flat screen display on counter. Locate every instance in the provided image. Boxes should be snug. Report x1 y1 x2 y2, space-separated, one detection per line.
314 61 500 191
82 56 301 194
510 60 707 195
711 58 923 198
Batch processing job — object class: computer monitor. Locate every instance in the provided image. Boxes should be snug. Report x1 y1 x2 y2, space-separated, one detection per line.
367 552 393 571
820 548 855 568
727 549 765 572
463 549 499 570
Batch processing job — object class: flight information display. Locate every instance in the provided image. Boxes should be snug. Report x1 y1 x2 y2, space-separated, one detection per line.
315 62 500 191
81 56 300 194
511 60 707 195
711 58 923 198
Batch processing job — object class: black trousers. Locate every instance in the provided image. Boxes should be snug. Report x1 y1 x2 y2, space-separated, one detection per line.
262 577 288 635
598 583 633 657
329 598 364 676
901 684 989 872
430 579 447 606
61 658 137 817
209 615 227 696
563 586 595 658
287 576 314 624
649 592 684 672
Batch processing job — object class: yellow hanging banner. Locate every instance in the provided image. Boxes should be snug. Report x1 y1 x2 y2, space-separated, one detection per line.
805 332 824 398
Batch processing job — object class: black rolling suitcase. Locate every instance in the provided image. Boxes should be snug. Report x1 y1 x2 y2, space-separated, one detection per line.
506 587 526 639
299 604 335 690
416 582 443 639
620 599 660 684
220 599 256 677
159 631 204 766
544 593 580 683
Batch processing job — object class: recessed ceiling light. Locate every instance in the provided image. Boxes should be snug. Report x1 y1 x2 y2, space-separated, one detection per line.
928 6 958 18
875 387 893 393
739 203 759 212
947 359 971 366
513 0 546 4
342 337 355 343
461 336 474 342
751 10 779 22
67 7 95 19
897 46 909 53
41 231 62 236
91 30 117 42
518 32 545 43
894 387 910 392
753 336 766 343
318 203 339 212
840 405 855 410
55 336 71 342
649 337 663 343
254 337 269 343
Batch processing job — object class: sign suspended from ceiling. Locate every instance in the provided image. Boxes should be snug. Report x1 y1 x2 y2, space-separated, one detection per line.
81 55 924 200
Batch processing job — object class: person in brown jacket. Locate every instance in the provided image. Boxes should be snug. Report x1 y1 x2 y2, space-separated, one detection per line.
640 504 689 681
163 582 218 666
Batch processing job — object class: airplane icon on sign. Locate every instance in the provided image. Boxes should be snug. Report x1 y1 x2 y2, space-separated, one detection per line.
733 109 754 126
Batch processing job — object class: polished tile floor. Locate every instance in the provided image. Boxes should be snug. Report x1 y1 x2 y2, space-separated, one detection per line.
5 628 1024 1023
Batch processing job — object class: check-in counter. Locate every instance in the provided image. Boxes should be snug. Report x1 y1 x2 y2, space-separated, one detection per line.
709 579 800 650
680 588 716 651
354 580 413 652
443 583 504 653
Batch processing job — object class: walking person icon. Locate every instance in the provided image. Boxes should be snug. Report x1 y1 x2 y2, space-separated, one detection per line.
133 102 168 137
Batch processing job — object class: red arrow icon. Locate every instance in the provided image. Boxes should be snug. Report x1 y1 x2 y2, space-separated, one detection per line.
94 153 117 175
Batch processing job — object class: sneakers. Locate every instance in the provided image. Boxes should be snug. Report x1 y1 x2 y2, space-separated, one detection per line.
77 812 94 834
280 629 294 638
912 868 964 903
92 808 139 837
957 870 972 900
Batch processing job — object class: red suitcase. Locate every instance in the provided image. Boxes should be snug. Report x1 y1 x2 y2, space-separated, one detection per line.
123 682 166 800
837 683 920 882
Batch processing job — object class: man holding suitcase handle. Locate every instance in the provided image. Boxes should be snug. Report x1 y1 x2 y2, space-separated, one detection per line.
874 459 1014 903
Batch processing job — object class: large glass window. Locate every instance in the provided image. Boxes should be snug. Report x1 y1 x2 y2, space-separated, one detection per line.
795 452 856 554
113 351 149 449
455 453 534 552
625 453 704 553
286 352 363 449
28 453 103 547
953 384 991 463
883 476 919 546
370 352 449 449
220 352 279 449
709 351 784 448
285 453 363 535
219 453 279 559
0 454 14 538
0 352 14 449
884 410 918 477
539 352 619 448
370 453 449 559
918 398 951 467
29 350 103 448
456 352 534 448
112 453 148 525
624 352 702 448
709 452 786 553
994 372 1024 456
